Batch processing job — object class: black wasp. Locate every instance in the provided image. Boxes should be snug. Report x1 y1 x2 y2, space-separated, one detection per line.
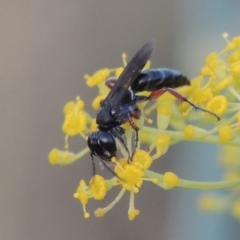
87 41 220 176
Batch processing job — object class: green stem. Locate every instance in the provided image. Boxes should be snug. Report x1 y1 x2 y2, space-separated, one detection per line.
75 147 89 160
140 126 240 146
145 170 240 190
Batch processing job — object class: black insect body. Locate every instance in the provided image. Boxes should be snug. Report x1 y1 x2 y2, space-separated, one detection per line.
131 68 190 93
87 41 220 176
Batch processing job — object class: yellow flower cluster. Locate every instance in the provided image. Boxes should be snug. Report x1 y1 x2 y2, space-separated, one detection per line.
49 34 240 220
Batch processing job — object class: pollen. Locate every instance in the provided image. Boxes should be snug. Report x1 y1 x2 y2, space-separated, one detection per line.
90 175 107 200
192 88 213 104
115 161 143 191
128 209 140 220
206 95 227 116
163 172 179 189
219 125 232 142
92 95 105 110
131 150 153 170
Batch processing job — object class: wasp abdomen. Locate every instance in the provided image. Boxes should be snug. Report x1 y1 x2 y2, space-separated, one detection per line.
131 68 190 93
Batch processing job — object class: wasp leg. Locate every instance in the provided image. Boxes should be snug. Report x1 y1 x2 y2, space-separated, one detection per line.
149 88 220 121
127 113 140 162
111 127 131 161
97 156 121 180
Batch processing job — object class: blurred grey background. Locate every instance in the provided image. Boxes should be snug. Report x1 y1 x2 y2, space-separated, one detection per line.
0 1 240 240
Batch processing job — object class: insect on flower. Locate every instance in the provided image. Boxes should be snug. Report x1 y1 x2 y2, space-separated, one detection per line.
87 41 220 176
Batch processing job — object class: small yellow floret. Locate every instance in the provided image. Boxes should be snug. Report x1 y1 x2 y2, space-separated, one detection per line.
74 180 89 206
90 175 107 200
132 150 152 170
184 125 194 139
184 125 208 140
163 172 179 189
94 208 105 218
85 69 110 87
115 162 143 191
201 66 212 76
48 148 60 165
192 88 213 104
228 51 240 64
219 125 232 142
227 37 240 51
128 209 140 220
63 97 85 115
206 95 227 116
62 111 87 136
205 52 221 69
63 101 75 115
48 148 77 165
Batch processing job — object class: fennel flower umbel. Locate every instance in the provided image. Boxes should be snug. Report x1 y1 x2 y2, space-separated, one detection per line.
49 34 240 220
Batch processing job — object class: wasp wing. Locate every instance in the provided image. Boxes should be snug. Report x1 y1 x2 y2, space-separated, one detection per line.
102 41 155 108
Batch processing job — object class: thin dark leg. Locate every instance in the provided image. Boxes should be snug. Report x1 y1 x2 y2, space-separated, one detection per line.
127 114 140 162
131 128 139 161
149 88 220 121
111 128 131 160
98 157 121 180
